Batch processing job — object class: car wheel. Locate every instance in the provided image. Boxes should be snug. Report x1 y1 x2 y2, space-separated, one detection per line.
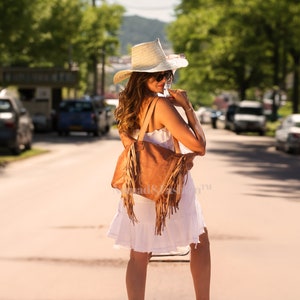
284 143 292 154
24 140 32 150
10 144 22 155
104 125 110 134
24 132 33 150
10 134 22 155
284 136 295 154
93 129 101 137
233 125 240 134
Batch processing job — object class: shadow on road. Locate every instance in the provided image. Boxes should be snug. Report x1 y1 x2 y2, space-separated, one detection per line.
208 139 300 201
33 128 121 145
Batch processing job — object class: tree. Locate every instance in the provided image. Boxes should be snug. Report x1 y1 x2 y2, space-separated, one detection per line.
168 0 300 112
284 1 300 113
79 1 124 95
0 0 44 66
169 0 272 102
168 2 225 105
34 0 85 67
0 0 124 95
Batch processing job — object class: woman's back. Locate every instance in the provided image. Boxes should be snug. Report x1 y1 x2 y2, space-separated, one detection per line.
136 127 174 150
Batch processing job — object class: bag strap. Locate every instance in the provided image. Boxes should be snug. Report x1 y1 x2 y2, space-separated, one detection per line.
138 97 181 154
138 97 159 141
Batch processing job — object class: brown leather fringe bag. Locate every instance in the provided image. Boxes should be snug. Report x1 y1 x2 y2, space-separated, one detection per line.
111 97 197 235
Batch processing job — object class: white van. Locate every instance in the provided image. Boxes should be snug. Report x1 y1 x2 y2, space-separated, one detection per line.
233 100 266 135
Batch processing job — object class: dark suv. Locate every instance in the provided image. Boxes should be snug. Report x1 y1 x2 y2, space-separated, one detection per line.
56 99 110 136
0 89 34 155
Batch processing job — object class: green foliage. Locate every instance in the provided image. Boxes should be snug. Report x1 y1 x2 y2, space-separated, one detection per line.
168 0 300 111
278 101 293 118
34 0 85 67
0 0 124 95
0 0 44 66
1 0 299 110
265 101 292 137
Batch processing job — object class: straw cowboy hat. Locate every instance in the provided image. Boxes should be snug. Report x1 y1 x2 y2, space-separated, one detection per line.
113 38 188 84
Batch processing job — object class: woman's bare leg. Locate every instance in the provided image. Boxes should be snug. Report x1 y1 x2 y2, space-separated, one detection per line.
126 250 151 300
190 229 211 300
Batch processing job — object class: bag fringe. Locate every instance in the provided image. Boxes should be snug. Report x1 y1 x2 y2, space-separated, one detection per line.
155 156 187 235
121 144 138 224
122 143 188 235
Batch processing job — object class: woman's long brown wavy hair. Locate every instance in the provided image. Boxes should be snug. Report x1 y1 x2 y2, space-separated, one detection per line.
114 72 155 134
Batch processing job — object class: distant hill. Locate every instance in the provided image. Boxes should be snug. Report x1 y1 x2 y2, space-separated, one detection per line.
118 15 172 55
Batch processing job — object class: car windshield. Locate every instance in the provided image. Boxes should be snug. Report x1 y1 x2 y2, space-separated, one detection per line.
59 101 93 113
237 107 263 115
0 99 13 112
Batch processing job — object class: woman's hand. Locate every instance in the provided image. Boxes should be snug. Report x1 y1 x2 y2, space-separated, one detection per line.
167 89 192 111
167 88 206 153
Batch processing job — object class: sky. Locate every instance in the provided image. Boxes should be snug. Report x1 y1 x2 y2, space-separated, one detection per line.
106 0 180 23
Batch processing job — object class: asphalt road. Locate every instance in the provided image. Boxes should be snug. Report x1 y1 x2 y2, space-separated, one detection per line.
0 126 299 300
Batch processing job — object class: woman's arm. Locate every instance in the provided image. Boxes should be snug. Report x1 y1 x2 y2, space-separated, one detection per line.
155 90 206 155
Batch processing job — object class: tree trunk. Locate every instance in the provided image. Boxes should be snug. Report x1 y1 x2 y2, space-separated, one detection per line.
292 55 299 113
100 48 105 97
280 43 287 90
239 85 246 101
273 40 280 86
92 53 98 96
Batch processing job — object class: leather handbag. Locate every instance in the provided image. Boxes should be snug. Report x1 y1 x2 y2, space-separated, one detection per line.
111 97 197 234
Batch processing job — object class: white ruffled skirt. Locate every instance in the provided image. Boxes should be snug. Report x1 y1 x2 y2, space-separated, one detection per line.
107 171 206 254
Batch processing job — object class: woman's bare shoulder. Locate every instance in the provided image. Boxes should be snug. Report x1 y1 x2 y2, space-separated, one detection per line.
155 96 177 113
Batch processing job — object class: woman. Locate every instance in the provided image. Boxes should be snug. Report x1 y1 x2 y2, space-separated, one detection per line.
108 39 210 300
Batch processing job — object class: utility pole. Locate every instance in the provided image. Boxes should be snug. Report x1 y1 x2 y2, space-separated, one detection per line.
101 47 105 97
92 52 98 96
92 0 97 96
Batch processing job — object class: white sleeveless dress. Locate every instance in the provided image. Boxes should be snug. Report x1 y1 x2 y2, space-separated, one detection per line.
107 128 206 254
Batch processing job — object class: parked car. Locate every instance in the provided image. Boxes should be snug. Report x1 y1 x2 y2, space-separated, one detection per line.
275 114 300 154
195 107 212 124
32 113 49 132
56 99 110 136
105 98 119 125
0 89 34 155
233 100 266 135
93 99 114 129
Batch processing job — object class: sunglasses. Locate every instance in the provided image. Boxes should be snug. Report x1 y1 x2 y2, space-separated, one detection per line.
153 71 173 82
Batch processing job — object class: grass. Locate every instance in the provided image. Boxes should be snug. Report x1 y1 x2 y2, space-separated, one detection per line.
265 101 293 137
0 148 49 165
266 121 281 137
278 101 293 117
